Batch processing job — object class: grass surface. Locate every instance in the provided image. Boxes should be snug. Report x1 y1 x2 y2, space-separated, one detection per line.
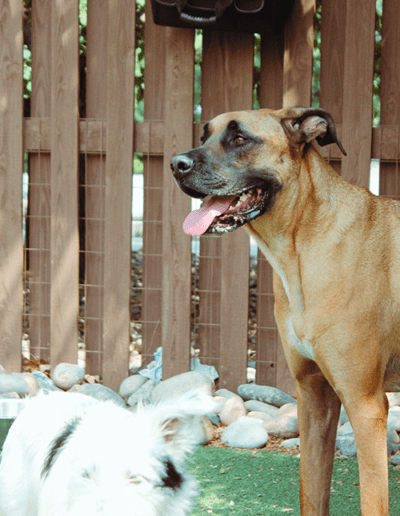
189 447 400 515
1 446 400 515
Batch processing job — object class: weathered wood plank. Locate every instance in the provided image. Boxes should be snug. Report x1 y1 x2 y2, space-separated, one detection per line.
84 0 108 375
341 0 376 187
102 0 135 390
201 31 253 392
30 0 52 362
257 29 284 387
283 0 315 107
319 0 347 176
259 32 284 110
141 4 166 368
279 0 315 396
0 0 24 372
161 26 194 379
23 119 400 162
50 0 79 369
379 0 400 199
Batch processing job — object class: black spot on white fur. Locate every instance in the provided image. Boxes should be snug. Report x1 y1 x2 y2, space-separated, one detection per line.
161 459 183 491
41 417 81 479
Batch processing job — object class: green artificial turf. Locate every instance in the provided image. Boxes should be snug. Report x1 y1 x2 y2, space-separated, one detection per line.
189 447 400 515
1 447 399 516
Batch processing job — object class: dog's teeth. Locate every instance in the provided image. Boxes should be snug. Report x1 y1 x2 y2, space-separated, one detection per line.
239 191 251 202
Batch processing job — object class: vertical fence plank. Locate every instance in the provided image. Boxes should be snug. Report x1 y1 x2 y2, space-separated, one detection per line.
0 0 23 372
319 0 346 176
161 27 194 379
30 0 52 362
84 0 108 375
141 6 166 367
379 0 400 199
283 0 315 107
278 0 315 396
341 0 376 187
257 30 284 387
201 31 253 392
102 0 135 389
50 0 79 369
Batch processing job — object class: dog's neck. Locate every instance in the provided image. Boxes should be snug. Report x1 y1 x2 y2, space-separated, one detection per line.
246 146 364 310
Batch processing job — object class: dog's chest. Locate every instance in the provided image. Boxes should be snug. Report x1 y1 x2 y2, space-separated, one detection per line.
285 317 315 361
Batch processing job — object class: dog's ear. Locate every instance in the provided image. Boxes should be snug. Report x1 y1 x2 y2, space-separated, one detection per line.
145 390 220 459
279 107 347 156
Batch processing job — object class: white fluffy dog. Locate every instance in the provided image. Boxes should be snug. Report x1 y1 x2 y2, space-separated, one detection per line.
0 390 216 516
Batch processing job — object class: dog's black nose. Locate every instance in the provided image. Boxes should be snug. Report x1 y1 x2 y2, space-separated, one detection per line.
170 154 194 175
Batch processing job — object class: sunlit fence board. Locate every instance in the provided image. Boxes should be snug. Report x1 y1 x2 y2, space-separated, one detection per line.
141 4 167 368
341 0 376 187
200 31 253 392
161 27 194 379
102 0 136 390
50 0 79 369
29 0 52 362
0 0 24 372
84 0 109 376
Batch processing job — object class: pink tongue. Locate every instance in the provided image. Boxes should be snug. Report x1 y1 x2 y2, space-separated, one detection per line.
183 195 236 236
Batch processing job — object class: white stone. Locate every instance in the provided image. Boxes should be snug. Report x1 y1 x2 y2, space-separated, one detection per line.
52 363 85 391
152 371 214 403
219 396 247 426
222 417 269 449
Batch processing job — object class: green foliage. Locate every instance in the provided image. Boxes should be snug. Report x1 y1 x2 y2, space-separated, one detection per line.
135 0 146 124
312 0 322 108
194 30 203 122
373 0 382 126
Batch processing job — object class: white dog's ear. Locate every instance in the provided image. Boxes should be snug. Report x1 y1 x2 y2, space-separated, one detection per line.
147 390 219 458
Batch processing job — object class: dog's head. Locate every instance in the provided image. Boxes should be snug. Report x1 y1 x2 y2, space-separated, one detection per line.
170 107 346 236
61 391 216 516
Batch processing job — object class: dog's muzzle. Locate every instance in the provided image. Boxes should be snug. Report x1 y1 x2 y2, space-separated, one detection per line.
171 151 282 237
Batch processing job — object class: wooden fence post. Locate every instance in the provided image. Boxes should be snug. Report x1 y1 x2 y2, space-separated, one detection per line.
280 0 316 396
0 0 24 372
141 5 167 367
320 0 347 176
379 0 400 199
161 27 194 379
84 0 109 376
341 0 376 187
102 0 135 390
30 0 52 362
257 30 284 387
50 0 79 369
200 31 253 392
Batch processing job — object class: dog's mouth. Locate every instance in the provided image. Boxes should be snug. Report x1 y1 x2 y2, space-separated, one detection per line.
183 187 269 236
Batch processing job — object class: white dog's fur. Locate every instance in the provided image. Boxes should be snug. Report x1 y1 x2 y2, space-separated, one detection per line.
0 390 216 516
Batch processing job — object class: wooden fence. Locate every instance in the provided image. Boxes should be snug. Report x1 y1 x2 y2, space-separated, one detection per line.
0 0 399 394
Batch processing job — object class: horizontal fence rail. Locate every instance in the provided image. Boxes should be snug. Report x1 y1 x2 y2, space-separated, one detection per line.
0 0 399 395
23 118 400 161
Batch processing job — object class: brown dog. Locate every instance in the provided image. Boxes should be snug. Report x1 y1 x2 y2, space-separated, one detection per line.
170 107 400 515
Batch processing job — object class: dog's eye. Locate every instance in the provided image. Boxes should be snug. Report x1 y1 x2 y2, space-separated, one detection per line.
235 135 246 144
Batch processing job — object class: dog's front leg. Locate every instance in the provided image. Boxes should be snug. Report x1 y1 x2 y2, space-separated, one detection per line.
294 371 341 515
341 387 389 515
274 276 341 515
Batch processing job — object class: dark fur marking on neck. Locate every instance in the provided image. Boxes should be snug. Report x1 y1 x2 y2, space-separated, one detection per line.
161 459 183 491
41 416 81 479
